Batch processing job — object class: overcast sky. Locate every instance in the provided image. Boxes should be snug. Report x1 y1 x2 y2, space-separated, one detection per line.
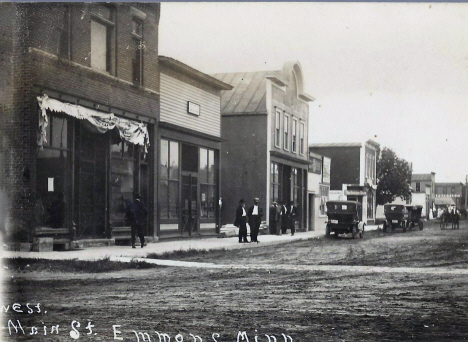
159 2 468 183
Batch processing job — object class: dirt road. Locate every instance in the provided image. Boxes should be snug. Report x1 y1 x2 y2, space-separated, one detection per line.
2 221 468 341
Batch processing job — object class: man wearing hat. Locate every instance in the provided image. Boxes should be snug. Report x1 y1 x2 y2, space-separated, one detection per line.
248 197 264 243
269 201 279 235
234 199 249 243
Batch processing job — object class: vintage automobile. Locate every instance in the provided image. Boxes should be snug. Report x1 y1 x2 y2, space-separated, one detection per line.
405 205 424 231
325 201 365 239
383 204 407 232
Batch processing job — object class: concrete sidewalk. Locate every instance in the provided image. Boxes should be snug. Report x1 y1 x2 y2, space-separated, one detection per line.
2 225 380 262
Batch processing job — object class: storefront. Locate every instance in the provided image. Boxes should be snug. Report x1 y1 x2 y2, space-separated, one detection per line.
270 158 308 229
158 126 221 238
36 94 154 240
344 184 376 224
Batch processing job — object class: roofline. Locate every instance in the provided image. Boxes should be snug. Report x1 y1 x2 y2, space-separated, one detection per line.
309 143 362 148
159 56 233 90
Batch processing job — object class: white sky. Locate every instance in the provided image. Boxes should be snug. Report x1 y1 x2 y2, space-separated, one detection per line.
159 2 468 183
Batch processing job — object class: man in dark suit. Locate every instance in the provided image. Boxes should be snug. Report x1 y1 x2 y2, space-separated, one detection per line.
234 199 249 243
248 197 263 243
269 201 279 235
281 201 290 235
289 201 298 236
126 194 148 248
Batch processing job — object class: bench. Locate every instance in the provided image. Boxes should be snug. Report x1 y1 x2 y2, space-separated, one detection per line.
33 227 70 251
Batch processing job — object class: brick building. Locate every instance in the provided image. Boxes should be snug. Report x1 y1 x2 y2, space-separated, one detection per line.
0 3 161 245
309 140 380 225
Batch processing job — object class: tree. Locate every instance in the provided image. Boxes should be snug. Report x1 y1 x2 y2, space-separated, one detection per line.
376 147 412 206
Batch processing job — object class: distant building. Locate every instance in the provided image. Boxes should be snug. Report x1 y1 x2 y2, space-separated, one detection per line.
411 173 436 218
307 152 331 233
435 182 464 209
212 62 315 230
309 140 380 225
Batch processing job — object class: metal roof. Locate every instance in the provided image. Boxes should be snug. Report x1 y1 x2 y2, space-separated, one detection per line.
211 71 281 114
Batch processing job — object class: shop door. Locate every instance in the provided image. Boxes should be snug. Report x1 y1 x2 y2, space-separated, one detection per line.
76 126 107 239
308 193 314 231
181 173 198 236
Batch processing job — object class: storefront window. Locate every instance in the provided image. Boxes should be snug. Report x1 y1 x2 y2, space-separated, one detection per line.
160 139 180 219
200 148 217 219
270 162 280 203
319 185 329 217
36 115 71 228
291 167 299 205
110 141 136 226
367 191 374 219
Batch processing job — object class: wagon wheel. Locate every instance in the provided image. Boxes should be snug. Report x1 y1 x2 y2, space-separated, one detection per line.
419 220 423 231
382 221 387 233
352 225 359 239
326 224 331 237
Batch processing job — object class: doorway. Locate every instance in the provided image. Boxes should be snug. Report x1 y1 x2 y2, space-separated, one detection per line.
308 193 315 231
181 173 198 236
76 125 107 239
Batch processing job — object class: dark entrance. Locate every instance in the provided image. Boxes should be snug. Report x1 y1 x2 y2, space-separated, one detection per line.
181 173 198 236
180 144 199 235
75 124 107 239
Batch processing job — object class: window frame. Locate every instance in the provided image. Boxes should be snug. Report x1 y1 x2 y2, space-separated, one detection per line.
131 17 144 86
90 4 115 74
199 148 217 221
283 113 290 151
159 138 180 222
299 121 305 155
274 109 281 148
291 118 297 153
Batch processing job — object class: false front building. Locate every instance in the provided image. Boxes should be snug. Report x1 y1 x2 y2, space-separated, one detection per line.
158 57 232 238
212 62 315 229
309 140 380 225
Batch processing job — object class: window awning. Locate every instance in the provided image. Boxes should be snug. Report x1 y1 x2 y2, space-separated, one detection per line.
37 94 150 153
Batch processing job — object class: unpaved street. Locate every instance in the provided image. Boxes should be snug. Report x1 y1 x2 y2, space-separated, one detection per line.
2 221 468 341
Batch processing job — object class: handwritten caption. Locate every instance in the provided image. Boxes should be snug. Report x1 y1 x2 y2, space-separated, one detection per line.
3 303 294 342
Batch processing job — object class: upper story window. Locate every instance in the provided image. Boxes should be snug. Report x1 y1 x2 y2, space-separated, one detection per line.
274 109 281 148
366 153 375 180
416 182 421 192
132 18 144 85
291 118 297 153
283 113 289 151
299 121 305 155
59 5 71 60
90 4 115 73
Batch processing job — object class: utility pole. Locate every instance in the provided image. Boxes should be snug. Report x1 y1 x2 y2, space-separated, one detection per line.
465 175 467 210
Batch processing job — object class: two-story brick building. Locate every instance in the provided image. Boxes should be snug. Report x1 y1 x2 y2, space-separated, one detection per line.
212 62 315 229
0 3 160 246
435 182 464 209
309 140 380 224
158 57 232 238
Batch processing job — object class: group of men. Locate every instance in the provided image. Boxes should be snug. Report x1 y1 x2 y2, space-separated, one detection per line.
234 197 297 244
269 200 297 236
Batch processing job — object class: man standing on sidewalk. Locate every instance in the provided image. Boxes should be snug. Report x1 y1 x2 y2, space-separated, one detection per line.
234 199 249 243
248 197 263 243
126 194 147 248
269 201 279 235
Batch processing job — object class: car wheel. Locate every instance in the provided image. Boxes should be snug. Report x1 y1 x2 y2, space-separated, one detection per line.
334 232 339 238
419 220 423 231
403 222 407 232
382 221 387 233
326 224 331 237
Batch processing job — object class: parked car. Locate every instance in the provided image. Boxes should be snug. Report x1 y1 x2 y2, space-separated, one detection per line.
383 204 407 232
405 205 424 231
325 201 365 239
